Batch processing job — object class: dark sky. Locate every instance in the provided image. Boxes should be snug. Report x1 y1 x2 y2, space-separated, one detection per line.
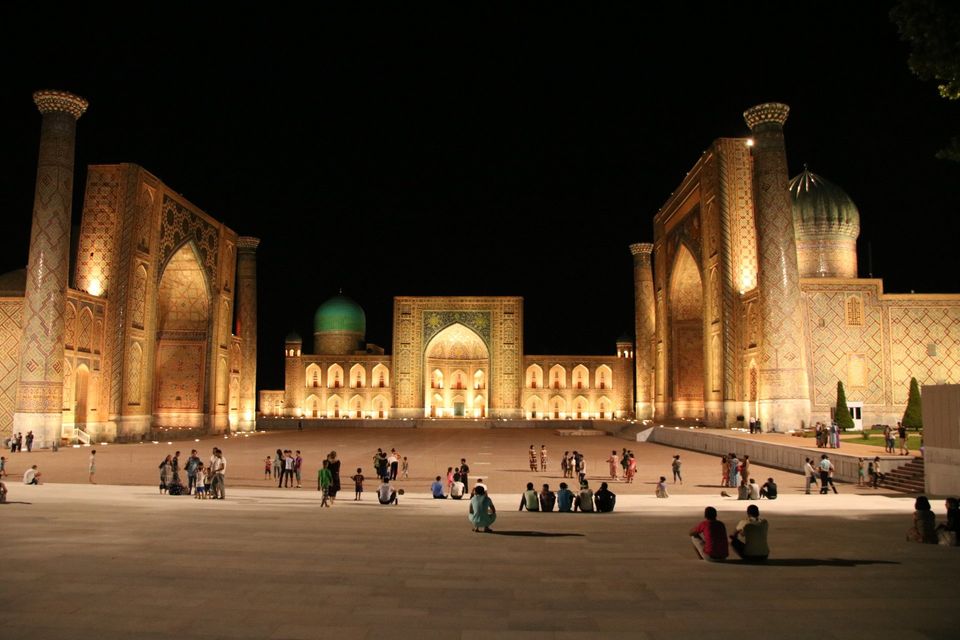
0 2 956 392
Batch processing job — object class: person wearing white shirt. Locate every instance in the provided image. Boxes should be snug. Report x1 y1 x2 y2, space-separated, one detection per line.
803 458 818 494
23 465 40 485
450 480 466 500
377 479 398 505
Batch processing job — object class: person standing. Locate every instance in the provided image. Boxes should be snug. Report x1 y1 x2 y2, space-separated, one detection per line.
171 451 182 487
210 448 226 500
459 458 470 489
740 455 750 485
818 454 837 494
857 458 866 487
25 431 34 452
672 455 682 484
158 455 173 494
539 444 548 472
606 450 619 481
351 468 364 500
0 455 6 477
728 454 740 488
626 452 637 483
898 422 909 456
273 449 283 479
528 445 538 472
88 450 96 484
869 456 884 488
620 448 629 479
185 450 201 494
401 456 409 480
749 416 756 434
721 455 730 487
388 448 399 480
561 451 570 478
264 455 272 479
279 450 292 488
294 450 303 488
327 451 341 504
318 459 332 507
803 457 818 494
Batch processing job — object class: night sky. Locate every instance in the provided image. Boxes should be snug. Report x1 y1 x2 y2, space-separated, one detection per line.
1 2 956 393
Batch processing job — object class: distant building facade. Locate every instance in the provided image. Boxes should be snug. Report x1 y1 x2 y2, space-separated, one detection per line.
262 295 634 420
632 102 960 430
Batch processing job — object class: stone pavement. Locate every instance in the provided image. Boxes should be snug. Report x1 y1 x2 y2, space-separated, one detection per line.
0 427 895 496
1 483 957 639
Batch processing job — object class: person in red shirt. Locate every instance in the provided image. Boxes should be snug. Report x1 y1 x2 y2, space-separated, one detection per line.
690 506 729 561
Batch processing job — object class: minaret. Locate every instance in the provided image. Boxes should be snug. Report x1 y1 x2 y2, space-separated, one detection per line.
236 236 260 431
743 103 811 431
629 243 655 419
13 90 88 448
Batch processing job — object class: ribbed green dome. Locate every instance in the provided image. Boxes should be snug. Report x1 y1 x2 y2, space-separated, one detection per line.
313 295 366 335
789 168 860 232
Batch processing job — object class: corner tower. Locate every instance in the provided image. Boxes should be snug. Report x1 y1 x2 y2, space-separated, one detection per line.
13 90 88 448
743 102 811 431
629 243 655 418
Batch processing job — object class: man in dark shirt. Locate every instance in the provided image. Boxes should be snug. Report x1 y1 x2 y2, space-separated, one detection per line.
760 477 778 499
459 458 470 489
539 484 556 512
594 482 617 512
690 506 729 561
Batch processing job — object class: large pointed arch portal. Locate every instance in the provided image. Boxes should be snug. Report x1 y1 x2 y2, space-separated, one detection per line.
668 244 705 418
424 323 489 418
154 243 211 427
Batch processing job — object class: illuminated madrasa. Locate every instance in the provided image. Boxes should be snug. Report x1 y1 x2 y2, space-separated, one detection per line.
631 102 960 431
0 91 259 446
261 296 636 420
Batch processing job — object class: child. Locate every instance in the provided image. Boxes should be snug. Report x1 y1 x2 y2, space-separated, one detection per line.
539 445 548 472
857 457 865 486
655 476 669 498
195 463 207 500
351 467 364 501
528 445 537 472
0 455 7 477
401 457 409 480
318 459 332 507
202 463 212 498
264 456 272 479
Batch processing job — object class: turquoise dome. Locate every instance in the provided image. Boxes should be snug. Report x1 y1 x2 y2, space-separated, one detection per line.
789 168 860 232
313 295 366 335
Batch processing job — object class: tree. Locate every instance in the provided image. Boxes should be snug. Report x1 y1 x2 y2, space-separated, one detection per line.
891 0 960 160
902 377 924 430
835 381 855 431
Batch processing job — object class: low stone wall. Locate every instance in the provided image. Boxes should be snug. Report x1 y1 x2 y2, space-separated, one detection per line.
644 426 902 484
256 416 603 431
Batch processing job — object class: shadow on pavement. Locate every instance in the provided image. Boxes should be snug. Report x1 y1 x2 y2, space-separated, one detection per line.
748 558 899 567
489 531 585 537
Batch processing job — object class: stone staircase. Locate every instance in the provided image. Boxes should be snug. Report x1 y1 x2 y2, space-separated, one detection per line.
882 456 925 493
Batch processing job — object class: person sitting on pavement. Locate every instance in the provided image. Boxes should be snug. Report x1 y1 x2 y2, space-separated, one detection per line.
936 497 959 546
557 482 575 512
574 481 595 512
431 475 447 499
655 476 669 498
23 465 41 485
737 479 750 500
759 477 778 499
748 478 760 500
690 506 728 562
518 482 540 511
730 504 770 561
377 478 398 505
594 482 616 512
450 477 466 500
906 496 937 544
539 484 556 512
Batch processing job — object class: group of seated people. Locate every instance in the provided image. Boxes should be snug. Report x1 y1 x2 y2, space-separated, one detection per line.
907 496 959 546
518 480 616 513
721 477 778 500
690 505 770 562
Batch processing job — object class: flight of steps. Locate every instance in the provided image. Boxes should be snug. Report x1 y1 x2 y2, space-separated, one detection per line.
883 456 925 493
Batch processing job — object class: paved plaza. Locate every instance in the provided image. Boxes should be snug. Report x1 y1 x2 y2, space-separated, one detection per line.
2 429 957 639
